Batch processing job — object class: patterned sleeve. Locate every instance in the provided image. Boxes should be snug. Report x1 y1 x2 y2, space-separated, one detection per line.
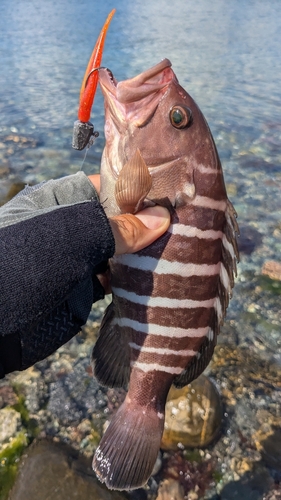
0 172 115 376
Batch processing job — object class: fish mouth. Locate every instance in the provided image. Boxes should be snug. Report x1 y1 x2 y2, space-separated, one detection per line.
99 58 175 127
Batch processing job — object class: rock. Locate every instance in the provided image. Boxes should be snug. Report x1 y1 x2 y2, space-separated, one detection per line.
0 160 10 176
238 225 263 255
0 408 21 444
156 479 185 500
0 384 19 408
4 134 39 149
0 181 26 206
9 439 128 500
262 260 281 281
151 452 162 477
161 375 223 450
254 426 281 471
219 466 274 500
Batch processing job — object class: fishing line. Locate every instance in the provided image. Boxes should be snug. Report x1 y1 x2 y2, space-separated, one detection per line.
79 132 99 171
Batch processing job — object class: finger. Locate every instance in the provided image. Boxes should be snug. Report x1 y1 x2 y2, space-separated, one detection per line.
88 174 101 195
96 268 112 295
109 206 171 255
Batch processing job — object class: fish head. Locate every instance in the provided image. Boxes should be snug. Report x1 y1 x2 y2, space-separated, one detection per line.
99 59 226 216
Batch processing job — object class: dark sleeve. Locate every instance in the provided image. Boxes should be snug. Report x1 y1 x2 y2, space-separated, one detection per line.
0 174 115 376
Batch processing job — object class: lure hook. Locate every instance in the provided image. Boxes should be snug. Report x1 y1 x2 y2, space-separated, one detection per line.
72 9 115 151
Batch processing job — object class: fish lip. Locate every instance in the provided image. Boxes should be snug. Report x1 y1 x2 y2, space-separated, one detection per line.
98 67 118 95
98 59 173 98
98 59 174 126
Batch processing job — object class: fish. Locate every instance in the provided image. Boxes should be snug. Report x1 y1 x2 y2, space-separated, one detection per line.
91 58 239 490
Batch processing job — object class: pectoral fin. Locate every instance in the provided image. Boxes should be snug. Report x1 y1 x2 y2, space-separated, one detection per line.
115 149 152 214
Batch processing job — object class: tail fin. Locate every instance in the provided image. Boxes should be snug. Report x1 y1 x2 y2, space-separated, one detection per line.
92 397 164 490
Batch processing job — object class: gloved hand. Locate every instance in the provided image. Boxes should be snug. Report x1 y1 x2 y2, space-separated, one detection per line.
0 173 170 377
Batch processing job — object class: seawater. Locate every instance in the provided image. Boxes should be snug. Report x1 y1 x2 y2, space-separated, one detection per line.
0 0 280 328
1 0 281 497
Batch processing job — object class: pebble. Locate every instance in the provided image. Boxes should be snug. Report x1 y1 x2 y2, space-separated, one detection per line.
161 375 223 450
156 479 185 500
262 260 281 281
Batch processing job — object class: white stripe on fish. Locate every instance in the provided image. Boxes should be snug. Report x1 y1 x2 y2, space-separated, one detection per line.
220 263 231 292
115 255 221 276
112 287 217 309
130 360 184 375
190 196 227 211
168 224 223 239
129 342 197 357
112 317 210 338
222 234 236 259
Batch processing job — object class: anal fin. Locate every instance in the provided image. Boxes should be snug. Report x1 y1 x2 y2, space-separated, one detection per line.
92 302 130 389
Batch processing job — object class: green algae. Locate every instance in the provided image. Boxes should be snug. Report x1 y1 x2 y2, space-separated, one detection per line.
258 275 281 296
11 390 39 440
183 449 203 463
0 391 39 500
0 432 28 500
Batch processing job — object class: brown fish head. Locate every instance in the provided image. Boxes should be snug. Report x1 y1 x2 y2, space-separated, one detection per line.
99 59 226 216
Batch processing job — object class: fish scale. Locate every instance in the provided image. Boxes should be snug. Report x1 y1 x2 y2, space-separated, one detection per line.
91 58 239 490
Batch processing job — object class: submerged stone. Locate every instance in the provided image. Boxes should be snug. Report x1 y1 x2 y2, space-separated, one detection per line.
156 479 184 500
161 375 223 450
0 408 21 444
9 439 128 500
262 260 281 282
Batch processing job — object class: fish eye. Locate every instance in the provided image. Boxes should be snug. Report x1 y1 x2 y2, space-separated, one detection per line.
169 105 192 129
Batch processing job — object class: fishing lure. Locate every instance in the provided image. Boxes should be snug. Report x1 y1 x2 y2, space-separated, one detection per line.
72 9 115 150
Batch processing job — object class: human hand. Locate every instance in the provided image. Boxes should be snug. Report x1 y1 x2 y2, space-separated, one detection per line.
109 207 170 254
97 207 170 293
88 174 171 254
88 175 170 293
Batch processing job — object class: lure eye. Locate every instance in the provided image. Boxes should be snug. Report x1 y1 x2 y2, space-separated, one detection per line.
169 105 192 129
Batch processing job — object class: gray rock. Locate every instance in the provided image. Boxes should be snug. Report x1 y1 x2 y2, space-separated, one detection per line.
9 439 128 500
0 408 21 444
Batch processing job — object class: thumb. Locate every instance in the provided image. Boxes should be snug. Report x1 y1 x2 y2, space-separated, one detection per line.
109 206 171 255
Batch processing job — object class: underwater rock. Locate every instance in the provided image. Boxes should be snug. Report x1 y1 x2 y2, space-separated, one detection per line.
262 260 281 282
156 479 185 500
161 375 223 450
253 413 281 472
0 408 21 444
238 224 263 255
9 439 128 500
0 384 19 408
0 160 10 176
3 134 39 149
0 181 26 206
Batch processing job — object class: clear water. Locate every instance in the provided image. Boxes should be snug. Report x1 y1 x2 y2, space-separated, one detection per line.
0 0 281 351
1 0 281 496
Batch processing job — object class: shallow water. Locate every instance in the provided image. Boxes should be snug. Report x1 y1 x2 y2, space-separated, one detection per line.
1 0 280 336
0 0 281 497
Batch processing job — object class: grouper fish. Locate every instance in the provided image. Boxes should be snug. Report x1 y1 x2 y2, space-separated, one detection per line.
90 58 239 490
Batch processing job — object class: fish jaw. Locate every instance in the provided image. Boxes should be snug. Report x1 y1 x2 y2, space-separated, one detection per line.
99 58 174 128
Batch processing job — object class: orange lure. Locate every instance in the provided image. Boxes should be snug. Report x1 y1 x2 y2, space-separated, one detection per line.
72 9 115 150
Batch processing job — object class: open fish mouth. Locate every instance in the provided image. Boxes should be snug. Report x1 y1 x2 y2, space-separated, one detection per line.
99 58 175 126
